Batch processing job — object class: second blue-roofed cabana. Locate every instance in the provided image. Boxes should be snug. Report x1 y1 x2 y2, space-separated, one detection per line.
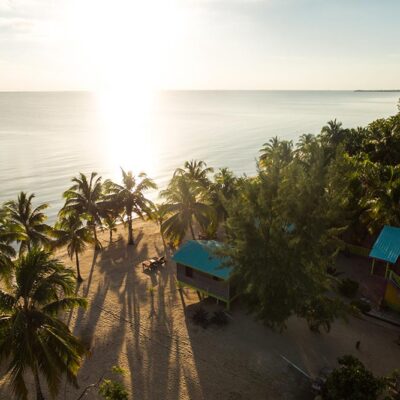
369 225 400 278
172 240 236 309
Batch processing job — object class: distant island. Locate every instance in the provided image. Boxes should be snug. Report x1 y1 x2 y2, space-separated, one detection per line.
355 89 400 92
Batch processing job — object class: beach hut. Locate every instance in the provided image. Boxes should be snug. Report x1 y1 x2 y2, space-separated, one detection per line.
172 240 236 309
369 226 400 311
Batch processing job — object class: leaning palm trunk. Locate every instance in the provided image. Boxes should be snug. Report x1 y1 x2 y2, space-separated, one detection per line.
92 224 100 250
34 370 44 400
75 249 82 282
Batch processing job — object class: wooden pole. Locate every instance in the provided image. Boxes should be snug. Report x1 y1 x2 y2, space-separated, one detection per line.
385 262 390 279
371 259 376 275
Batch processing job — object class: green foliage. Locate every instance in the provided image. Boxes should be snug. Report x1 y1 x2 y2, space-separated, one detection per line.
105 168 157 245
98 366 129 400
161 174 213 243
222 140 348 330
322 355 386 400
54 212 93 281
338 278 359 298
0 248 87 400
4 192 53 254
61 172 104 249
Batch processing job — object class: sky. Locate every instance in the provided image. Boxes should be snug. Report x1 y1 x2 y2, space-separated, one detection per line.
0 0 399 91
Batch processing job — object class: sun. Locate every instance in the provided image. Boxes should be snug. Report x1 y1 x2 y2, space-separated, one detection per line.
66 0 186 180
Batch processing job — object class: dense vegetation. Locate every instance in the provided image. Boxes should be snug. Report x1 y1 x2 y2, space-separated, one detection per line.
0 104 399 397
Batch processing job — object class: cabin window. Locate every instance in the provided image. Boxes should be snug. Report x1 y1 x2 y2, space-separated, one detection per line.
185 266 193 278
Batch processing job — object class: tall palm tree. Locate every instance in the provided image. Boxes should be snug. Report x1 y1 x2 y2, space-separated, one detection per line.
61 172 103 250
320 119 346 148
0 248 87 400
107 169 157 245
174 160 214 187
259 137 293 172
161 176 211 242
53 213 93 282
4 192 52 254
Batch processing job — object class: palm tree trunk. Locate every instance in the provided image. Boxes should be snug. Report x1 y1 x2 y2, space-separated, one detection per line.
128 216 134 245
189 220 195 240
92 225 100 250
34 370 45 400
75 249 83 282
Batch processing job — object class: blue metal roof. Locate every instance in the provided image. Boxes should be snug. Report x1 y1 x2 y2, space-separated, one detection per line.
369 225 400 264
172 240 233 280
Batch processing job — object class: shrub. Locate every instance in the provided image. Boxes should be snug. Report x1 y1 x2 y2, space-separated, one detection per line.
210 310 229 327
351 298 371 313
338 278 359 298
192 307 209 328
99 366 129 400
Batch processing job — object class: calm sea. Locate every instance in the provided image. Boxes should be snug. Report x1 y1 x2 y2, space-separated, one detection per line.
0 90 399 223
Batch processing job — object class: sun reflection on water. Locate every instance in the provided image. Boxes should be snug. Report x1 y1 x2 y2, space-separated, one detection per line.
95 89 160 184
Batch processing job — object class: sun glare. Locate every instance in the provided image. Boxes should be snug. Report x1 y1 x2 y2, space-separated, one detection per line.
67 0 186 180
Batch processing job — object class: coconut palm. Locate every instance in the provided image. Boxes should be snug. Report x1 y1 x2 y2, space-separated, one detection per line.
0 248 87 400
4 192 52 255
0 207 16 280
148 203 168 252
209 168 237 222
102 212 119 243
321 119 347 148
161 176 212 242
107 169 157 245
174 160 214 187
61 172 103 250
259 137 293 172
53 213 93 282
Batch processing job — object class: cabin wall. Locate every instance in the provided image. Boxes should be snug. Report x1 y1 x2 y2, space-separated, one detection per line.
176 263 230 300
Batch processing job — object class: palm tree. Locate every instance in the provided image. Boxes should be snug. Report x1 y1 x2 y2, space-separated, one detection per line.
61 172 103 250
107 169 157 245
259 137 293 172
0 248 87 400
53 213 93 282
148 203 168 252
161 176 211 242
174 160 214 187
4 192 52 254
0 207 16 280
321 119 346 148
102 213 119 243
210 168 237 222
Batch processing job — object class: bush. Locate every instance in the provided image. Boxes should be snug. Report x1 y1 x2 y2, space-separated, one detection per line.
99 366 129 400
338 278 359 298
351 298 371 313
322 355 386 400
192 307 209 328
210 310 229 327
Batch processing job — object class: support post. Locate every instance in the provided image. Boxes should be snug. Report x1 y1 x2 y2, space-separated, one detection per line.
371 259 376 275
385 262 390 279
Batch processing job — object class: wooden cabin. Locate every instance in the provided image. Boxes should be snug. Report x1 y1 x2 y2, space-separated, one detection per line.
172 240 235 309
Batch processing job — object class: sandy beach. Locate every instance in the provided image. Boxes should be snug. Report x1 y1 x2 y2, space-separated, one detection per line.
1 219 400 400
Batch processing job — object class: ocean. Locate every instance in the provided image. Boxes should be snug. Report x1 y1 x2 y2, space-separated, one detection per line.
0 90 399 223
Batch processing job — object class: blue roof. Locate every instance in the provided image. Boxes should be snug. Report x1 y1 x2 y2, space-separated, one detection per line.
369 226 400 264
172 240 233 280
